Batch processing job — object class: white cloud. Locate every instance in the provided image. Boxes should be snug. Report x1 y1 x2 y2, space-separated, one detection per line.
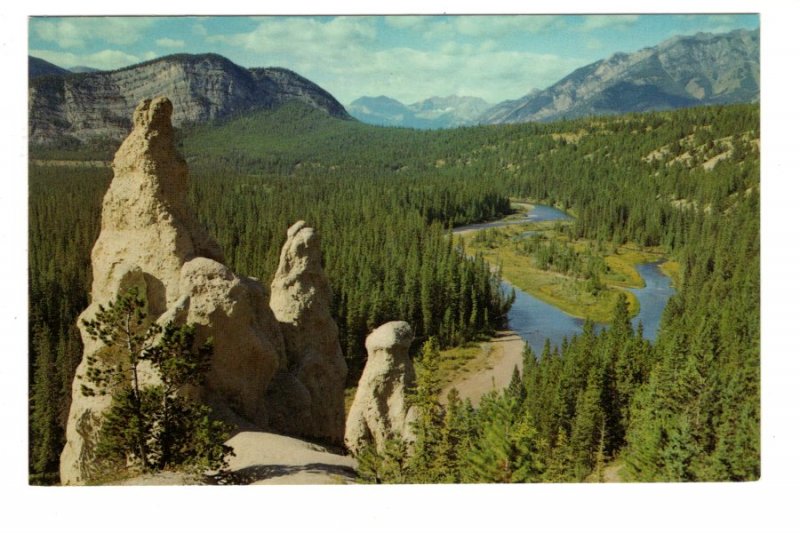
453 15 563 37
211 16 377 52
580 15 639 31
203 15 582 104
31 17 155 49
29 48 142 70
191 23 208 37
156 38 185 48
412 15 564 41
585 37 603 50
384 16 435 29
314 43 582 104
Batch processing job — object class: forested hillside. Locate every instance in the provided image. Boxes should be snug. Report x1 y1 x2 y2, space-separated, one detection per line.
29 101 759 483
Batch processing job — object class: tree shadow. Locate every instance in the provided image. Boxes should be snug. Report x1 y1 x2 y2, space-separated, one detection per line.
205 462 356 485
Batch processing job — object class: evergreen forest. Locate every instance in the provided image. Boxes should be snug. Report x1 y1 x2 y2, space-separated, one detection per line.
29 101 760 483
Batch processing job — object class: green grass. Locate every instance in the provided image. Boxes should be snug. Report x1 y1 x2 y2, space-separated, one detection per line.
659 260 682 287
460 223 672 323
428 342 492 389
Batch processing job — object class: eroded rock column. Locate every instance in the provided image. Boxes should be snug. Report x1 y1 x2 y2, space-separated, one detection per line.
268 221 348 444
344 321 417 455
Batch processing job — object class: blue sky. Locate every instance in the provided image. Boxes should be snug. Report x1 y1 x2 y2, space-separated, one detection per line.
29 14 759 105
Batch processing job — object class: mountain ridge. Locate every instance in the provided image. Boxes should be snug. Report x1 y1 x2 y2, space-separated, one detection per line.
28 53 351 146
479 27 759 124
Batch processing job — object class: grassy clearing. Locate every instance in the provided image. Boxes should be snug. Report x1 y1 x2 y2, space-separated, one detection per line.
429 341 494 389
461 222 672 323
604 245 664 288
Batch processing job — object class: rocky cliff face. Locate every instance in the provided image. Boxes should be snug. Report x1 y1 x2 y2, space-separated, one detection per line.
60 97 344 484
480 28 760 124
29 53 350 146
268 221 348 444
344 321 417 455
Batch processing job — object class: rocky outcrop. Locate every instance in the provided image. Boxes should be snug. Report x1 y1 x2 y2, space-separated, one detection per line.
268 221 348 444
29 53 350 146
344 321 417 455
60 96 290 484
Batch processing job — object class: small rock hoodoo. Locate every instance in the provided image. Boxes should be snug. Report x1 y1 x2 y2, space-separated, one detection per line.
344 321 418 455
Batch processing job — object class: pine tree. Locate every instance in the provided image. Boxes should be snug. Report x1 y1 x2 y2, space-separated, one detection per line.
408 338 445 481
81 288 233 477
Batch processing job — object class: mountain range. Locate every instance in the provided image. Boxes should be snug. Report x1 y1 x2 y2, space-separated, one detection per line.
28 27 759 144
348 95 491 129
349 28 759 128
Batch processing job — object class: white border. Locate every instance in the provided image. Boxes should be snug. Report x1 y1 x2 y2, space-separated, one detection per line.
4 2 800 532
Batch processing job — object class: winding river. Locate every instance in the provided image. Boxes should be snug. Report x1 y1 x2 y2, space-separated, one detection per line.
462 204 675 355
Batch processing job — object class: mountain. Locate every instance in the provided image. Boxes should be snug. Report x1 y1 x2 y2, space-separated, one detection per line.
480 28 760 124
28 53 351 145
69 66 102 73
29 56 69 79
348 94 490 129
348 96 416 127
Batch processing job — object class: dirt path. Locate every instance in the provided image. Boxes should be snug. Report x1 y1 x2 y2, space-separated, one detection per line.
440 331 526 405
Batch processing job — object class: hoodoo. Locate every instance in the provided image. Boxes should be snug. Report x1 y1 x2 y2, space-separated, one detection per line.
59 97 346 484
344 321 418 455
268 221 348 444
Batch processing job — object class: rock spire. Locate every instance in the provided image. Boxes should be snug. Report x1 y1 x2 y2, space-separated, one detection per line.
61 97 294 483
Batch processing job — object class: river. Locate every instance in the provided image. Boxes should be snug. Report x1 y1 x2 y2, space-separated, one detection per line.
452 203 572 234
462 204 674 355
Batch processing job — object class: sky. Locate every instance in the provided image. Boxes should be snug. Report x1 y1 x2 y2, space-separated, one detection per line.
28 14 759 105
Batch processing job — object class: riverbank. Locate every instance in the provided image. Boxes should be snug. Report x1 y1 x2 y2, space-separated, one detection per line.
439 331 526 405
455 219 678 323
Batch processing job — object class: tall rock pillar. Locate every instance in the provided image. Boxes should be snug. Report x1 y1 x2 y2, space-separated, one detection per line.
268 221 348 444
60 97 286 484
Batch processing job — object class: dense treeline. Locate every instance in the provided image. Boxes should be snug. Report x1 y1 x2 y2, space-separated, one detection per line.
358 299 652 482
363 187 759 482
28 164 110 483
188 170 514 370
29 101 759 483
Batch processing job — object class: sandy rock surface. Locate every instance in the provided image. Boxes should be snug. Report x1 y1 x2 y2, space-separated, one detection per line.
344 321 417 455
268 221 347 444
61 97 286 484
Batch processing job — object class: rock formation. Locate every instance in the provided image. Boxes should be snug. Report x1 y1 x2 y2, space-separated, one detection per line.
344 321 418 455
268 221 347 444
60 96 345 484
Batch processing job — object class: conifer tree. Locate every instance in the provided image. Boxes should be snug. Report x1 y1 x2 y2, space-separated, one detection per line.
81 288 233 477
408 338 445 481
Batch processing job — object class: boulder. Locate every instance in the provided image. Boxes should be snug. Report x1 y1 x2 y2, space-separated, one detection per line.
268 221 347 444
344 321 417 455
